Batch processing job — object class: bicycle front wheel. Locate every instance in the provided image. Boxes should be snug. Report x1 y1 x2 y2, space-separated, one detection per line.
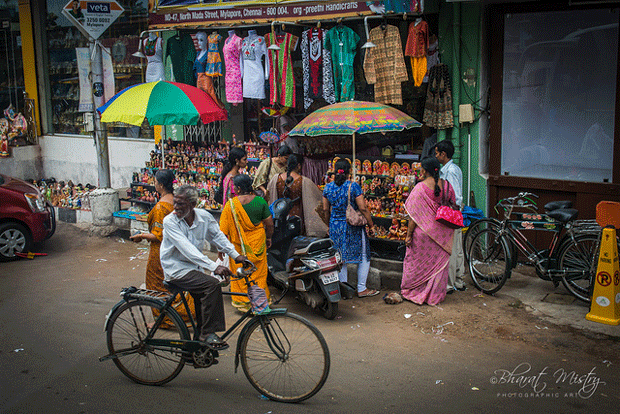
464 218 501 264
468 228 512 294
106 299 189 386
558 234 599 303
240 312 330 403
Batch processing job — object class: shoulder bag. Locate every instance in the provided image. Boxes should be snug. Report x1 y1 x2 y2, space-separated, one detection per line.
435 181 464 229
346 182 367 227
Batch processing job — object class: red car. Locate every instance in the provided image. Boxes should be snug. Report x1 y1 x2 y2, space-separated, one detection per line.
0 173 55 260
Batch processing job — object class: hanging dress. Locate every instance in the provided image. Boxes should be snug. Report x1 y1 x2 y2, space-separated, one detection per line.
422 63 454 129
301 28 336 110
325 26 359 102
194 50 225 108
242 34 269 100
265 32 299 108
363 24 409 105
205 33 223 76
223 33 243 104
144 36 164 82
405 20 429 87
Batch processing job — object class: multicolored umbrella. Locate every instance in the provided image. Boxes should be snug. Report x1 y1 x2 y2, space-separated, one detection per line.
259 130 284 144
288 101 421 177
97 81 228 127
288 101 421 136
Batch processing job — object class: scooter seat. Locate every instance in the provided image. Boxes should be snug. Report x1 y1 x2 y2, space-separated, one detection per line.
288 236 319 255
544 200 573 211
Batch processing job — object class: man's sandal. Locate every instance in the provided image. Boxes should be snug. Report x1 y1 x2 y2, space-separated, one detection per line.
203 333 229 351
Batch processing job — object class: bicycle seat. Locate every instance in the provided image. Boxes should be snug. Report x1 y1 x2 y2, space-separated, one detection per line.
547 208 578 223
544 200 573 211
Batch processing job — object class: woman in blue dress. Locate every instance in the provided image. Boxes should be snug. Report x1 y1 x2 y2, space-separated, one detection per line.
322 159 379 298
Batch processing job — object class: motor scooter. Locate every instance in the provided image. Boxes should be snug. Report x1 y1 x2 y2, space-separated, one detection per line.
267 197 345 319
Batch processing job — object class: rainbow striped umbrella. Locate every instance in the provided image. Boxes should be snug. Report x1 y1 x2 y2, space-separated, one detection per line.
288 101 420 136
288 101 421 177
97 81 228 126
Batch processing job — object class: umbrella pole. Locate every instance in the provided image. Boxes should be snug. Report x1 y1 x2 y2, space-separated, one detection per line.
352 132 356 181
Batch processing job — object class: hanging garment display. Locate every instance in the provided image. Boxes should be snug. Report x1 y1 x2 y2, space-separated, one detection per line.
144 35 164 82
165 32 197 85
223 31 243 104
242 30 269 100
423 63 454 129
206 32 223 76
194 31 224 108
325 25 360 102
363 24 408 105
405 19 429 87
265 31 299 108
301 28 336 111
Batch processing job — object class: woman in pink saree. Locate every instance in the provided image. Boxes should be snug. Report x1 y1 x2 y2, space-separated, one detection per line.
401 157 455 305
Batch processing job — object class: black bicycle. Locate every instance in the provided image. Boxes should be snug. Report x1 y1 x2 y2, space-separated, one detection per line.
465 192 606 302
100 264 330 403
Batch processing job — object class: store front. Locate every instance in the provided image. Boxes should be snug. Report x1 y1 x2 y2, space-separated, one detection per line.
486 1 620 224
3 0 485 246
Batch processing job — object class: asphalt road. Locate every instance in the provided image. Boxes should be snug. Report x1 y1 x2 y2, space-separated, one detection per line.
1 222 619 413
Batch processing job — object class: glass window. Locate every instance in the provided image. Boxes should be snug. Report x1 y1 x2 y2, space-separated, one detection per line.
501 9 618 182
0 1 25 118
45 0 151 138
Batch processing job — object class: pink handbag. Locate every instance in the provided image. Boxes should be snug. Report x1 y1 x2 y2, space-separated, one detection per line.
435 182 463 229
346 183 367 227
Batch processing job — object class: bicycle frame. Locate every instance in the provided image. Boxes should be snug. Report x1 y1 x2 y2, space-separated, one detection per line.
100 286 288 366
493 195 599 279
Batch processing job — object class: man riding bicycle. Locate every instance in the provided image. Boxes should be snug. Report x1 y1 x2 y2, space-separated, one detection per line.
160 185 250 350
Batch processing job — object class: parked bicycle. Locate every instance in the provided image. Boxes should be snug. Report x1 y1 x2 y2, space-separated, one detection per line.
100 263 330 403
465 192 607 302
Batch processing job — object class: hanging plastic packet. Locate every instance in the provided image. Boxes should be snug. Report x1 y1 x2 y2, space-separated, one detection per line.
248 285 271 315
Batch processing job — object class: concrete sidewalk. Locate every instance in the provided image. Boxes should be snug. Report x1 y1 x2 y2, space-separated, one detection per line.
366 258 619 339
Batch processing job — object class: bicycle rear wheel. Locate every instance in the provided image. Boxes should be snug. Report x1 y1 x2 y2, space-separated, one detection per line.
558 234 599 303
240 312 330 403
106 299 189 385
468 228 512 294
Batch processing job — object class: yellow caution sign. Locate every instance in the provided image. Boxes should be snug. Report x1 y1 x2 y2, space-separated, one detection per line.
586 227 620 325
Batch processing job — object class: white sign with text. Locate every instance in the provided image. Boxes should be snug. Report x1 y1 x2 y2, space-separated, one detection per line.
61 0 124 40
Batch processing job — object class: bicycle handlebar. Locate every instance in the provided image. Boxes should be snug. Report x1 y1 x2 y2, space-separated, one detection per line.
495 192 539 211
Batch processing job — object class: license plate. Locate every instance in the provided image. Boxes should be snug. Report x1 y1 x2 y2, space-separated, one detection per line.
320 271 339 285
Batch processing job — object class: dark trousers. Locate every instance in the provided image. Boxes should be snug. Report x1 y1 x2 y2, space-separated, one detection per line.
172 270 225 341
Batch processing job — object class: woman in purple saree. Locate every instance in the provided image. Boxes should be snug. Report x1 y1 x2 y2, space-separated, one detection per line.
401 157 455 305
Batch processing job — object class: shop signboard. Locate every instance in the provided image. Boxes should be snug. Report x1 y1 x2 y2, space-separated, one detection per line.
150 1 387 27
61 0 125 40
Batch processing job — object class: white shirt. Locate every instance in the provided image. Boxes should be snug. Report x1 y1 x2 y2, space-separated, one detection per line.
440 159 463 208
160 208 240 281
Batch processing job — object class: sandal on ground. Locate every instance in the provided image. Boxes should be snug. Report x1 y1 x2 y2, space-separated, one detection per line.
202 333 229 351
357 289 380 298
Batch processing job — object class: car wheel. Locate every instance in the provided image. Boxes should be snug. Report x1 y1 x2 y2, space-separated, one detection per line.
0 223 32 261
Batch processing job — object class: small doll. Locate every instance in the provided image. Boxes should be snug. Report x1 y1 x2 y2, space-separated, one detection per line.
397 220 408 240
388 219 399 239
388 184 398 199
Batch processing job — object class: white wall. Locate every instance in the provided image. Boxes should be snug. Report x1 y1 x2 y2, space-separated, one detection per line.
0 145 43 181
38 134 154 188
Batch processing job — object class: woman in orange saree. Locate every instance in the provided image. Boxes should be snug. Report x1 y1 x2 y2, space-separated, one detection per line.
130 169 195 325
220 174 274 312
